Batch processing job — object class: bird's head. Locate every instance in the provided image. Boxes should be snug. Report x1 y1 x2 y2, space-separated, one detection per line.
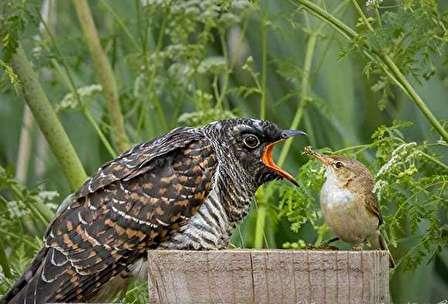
204 118 306 187
304 146 371 188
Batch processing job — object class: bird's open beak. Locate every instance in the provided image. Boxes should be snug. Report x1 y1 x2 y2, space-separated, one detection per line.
261 130 306 187
303 146 333 166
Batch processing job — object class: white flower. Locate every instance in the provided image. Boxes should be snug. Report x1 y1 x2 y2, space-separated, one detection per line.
366 0 383 8
376 142 417 178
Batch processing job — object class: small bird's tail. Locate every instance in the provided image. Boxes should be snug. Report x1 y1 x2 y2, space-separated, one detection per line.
371 231 395 268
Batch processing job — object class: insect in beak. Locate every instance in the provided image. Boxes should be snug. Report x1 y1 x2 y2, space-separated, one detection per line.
303 146 333 166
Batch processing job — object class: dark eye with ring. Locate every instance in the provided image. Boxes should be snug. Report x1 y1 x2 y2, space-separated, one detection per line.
334 161 343 169
243 134 260 149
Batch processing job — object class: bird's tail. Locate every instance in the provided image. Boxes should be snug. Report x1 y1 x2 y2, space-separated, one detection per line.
0 247 48 304
370 231 395 268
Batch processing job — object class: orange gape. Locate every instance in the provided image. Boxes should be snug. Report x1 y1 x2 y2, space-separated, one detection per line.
261 142 298 186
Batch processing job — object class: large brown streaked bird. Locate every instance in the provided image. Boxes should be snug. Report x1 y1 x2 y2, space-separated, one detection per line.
304 147 395 267
2 118 305 303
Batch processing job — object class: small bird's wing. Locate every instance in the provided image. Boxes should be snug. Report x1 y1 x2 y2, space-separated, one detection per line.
3 127 218 304
364 191 383 225
361 174 383 226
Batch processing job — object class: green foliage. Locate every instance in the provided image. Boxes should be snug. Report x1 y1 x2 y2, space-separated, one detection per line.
359 0 448 108
276 121 448 272
0 0 448 302
0 0 39 61
0 166 56 294
373 122 448 271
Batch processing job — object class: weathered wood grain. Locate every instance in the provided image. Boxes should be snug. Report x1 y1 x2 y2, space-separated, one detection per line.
147 250 390 304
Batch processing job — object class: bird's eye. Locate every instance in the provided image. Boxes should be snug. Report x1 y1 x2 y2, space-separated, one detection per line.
243 134 260 149
334 161 343 169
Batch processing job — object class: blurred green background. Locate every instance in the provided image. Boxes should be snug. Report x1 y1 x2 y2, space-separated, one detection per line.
0 0 447 303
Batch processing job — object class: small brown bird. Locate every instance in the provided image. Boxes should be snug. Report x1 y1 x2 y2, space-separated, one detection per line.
2 118 305 303
304 147 394 266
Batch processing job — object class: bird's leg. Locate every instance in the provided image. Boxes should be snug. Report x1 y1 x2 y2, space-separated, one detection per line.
352 243 365 251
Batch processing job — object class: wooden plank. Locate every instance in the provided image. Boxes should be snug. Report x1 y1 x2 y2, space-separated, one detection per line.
348 251 363 304
336 251 350 303
323 251 338 303
308 250 325 303
293 251 310 304
251 250 268 304
147 250 390 304
207 251 235 304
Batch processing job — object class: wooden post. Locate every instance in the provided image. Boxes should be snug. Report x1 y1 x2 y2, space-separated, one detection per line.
147 250 390 304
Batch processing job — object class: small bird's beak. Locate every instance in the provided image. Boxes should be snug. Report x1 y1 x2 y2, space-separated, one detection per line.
304 146 333 166
261 129 306 187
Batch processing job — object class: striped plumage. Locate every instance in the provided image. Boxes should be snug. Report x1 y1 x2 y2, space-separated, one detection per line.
2 118 305 303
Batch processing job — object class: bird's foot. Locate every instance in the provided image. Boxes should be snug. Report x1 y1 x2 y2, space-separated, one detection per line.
314 243 339 250
352 244 364 251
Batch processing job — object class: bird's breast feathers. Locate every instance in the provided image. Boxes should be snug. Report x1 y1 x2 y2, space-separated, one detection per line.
320 179 355 209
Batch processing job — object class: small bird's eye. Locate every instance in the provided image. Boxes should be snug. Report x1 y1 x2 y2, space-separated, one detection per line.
334 161 343 169
243 134 260 149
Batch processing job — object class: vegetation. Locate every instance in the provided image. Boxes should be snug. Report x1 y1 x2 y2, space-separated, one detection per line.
0 0 447 302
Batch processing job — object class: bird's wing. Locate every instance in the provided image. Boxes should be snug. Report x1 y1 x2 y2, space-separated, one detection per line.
365 192 383 225
3 128 218 304
362 176 383 226
74 126 202 200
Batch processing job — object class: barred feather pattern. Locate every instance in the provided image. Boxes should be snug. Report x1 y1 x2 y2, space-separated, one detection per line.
159 123 257 250
2 119 280 304
2 128 219 304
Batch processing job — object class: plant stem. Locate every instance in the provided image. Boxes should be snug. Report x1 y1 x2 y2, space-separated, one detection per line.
10 46 87 190
98 0 139 50
294 0 448 142
278 32 317 167
72 0 130 152
254 191 267 249
254 205 266 249
218 31 230 109
254 15 270 248
351 0 374 31
15 106 33 183
83 108 117 157
260 16 268 120
41 14 118 158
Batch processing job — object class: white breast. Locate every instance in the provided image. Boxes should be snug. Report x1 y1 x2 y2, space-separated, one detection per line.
320 178 354 208
319 172 378 244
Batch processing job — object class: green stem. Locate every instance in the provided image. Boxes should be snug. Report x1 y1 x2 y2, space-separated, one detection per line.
260 16 268 120
73 0 130 152
83 108 117 157
51 58 117 158
218 31 230 109
146 12 168 131
98 0 140 50
0 237 12 278
294 0 448 142
420 151 448 171
0 227 41 250
380 54 448 141
254 199 267 249
351 0 374 31
278 32 317 166
255 17 268 249
10 46 87 190
41 15 118 158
